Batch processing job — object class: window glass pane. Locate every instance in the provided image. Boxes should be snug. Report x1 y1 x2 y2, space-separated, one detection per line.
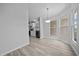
73 9 78 42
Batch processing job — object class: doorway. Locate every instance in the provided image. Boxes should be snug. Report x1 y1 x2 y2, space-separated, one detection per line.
28 17 40 41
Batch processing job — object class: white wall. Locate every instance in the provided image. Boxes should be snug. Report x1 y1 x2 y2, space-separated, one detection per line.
0 4 29 55
56 4 72 44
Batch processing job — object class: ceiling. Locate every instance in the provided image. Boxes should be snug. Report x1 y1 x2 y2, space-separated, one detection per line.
28 3 69 21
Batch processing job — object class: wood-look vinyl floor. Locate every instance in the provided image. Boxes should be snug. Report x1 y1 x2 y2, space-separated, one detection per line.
5 37 76 56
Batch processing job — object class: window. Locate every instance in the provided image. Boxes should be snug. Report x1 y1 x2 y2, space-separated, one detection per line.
73 9 78 42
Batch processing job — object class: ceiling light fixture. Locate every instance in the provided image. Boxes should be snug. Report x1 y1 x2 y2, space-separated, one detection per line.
45 8 51 23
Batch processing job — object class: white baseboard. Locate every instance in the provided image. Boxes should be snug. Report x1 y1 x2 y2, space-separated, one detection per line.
43 36 58 40
70 44 78 56
70 41 79 56
0 42 30 56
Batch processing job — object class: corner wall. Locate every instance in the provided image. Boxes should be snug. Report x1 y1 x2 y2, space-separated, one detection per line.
0 4 29 55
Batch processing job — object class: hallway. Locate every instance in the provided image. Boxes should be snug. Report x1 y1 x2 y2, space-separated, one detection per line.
0 3 79 56
5 37 76 56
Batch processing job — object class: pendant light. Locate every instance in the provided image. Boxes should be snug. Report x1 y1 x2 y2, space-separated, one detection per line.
45 8 50 23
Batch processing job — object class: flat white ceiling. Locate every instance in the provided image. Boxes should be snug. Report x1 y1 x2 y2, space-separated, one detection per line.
28 3 68 20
